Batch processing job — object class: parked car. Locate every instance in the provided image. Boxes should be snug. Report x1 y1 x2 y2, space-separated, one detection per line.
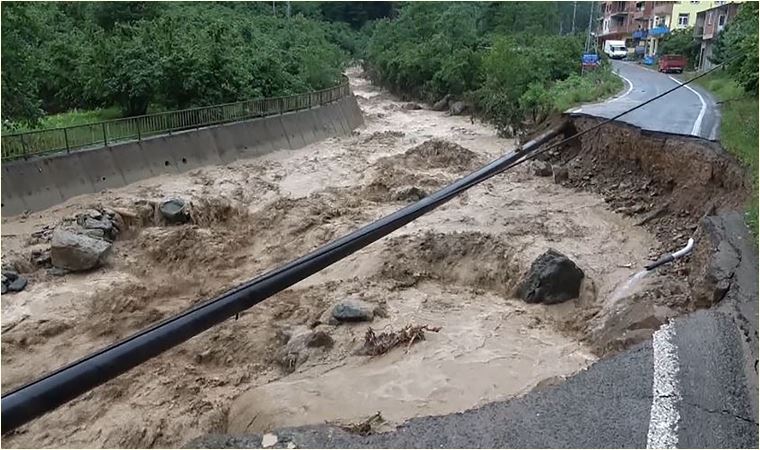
658 54 687 73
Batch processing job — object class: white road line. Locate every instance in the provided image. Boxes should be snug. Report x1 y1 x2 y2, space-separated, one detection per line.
605 72 634 103
669 75 707 136
647 320 681 449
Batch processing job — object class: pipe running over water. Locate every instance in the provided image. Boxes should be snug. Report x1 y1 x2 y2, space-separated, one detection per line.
0 123 571 434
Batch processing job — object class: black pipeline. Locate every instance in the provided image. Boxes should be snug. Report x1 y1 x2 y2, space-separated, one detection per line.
0 123 570 434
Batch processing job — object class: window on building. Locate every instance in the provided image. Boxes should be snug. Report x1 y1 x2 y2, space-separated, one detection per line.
715 1 725 5
718 14 726 26
690 1 700 4
678 13 690 27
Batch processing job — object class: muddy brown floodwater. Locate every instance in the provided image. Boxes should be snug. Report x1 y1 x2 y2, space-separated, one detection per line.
2 68 662 448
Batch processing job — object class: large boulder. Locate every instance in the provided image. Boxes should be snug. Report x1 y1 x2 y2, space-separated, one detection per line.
51 229 112 271
159 198 190 224
518 249 585 304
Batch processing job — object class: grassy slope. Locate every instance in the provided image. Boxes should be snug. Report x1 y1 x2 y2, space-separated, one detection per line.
551 67 624 113
697 73 759 237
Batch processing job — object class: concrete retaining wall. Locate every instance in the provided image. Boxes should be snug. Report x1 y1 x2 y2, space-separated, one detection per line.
1 96 363 216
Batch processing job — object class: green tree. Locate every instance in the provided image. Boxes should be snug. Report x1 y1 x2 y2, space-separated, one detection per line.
711 2 758 93
659 28 699 68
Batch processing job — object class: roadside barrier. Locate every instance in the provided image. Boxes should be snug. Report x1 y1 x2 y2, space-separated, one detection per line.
1 77 351 161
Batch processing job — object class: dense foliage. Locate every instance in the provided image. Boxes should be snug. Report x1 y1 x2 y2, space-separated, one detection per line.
659 28 700 69
711 2 759 93
1 2 365 124
364 2 612 134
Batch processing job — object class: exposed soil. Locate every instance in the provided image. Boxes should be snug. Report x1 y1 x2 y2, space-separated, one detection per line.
0 70 747 448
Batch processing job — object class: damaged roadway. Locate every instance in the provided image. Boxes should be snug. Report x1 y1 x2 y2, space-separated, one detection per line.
188 213 758 449
570 60 720 140
189 67 758 448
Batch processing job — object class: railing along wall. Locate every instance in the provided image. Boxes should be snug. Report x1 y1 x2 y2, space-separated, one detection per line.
1 77 351 162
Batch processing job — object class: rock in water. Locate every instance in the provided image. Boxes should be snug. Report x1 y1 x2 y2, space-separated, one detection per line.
159 198 189 223
553 166 569 183
2 271 18 282
391 186 428 202
84 217 113 232
432 94 451 111
275 326 333 373
86 209 103 220
449 101 467 115
531 160 553 177
518 249 585 304
51 229 112 271
402 102 422 110
7 275 27 292
331 297 377 322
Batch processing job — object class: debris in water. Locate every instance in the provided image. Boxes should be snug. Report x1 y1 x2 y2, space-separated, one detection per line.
339 412 384 436
359 324 441 356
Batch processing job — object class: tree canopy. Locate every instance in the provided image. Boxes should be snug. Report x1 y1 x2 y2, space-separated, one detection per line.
711 2 759 93
1 2 363 123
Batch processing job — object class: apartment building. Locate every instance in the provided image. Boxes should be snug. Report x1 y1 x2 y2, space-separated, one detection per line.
671 1 744 30
598 1 673 56
694 1 742 70
597 1 745 57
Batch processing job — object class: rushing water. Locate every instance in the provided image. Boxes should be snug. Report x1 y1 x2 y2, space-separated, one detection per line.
609 269 650 302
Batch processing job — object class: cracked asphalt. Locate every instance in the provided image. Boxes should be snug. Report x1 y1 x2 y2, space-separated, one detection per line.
188 211 758 449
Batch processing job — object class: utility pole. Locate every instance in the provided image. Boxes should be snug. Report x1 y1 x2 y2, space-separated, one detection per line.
272 1 276 15
585 1 595 53
572 1 577 34
286 1 291 17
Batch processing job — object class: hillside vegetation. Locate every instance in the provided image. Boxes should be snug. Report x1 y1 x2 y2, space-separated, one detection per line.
697 2 758 236
1 2 380 128
363 2 619 135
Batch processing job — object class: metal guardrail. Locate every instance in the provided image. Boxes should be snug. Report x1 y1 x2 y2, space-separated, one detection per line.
1 77 351 162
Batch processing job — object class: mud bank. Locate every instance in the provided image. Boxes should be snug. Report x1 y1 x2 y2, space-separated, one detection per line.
542 115 753 354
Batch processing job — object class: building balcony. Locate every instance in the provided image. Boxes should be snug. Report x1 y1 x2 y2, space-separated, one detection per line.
632 29 649 39
649 25 670 37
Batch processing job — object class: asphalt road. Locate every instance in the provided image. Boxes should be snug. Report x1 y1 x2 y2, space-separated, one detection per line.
571 60 720 140
188 213 758 449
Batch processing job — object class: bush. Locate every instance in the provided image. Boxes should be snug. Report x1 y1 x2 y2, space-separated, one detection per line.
659 28 699 69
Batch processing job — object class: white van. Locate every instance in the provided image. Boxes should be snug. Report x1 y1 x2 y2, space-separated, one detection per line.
604 40 628 59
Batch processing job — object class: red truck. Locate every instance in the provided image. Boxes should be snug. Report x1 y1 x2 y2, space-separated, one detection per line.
658 55 687 73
